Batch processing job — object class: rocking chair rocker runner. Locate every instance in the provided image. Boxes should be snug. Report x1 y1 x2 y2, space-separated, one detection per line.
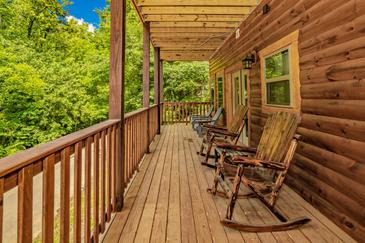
198 105 249 168
208 112 310 232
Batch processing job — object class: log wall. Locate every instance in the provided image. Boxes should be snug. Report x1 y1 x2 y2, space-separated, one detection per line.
209 0 365 240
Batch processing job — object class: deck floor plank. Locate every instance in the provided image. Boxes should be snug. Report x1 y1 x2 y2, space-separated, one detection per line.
178 124 198 243
103 124 354 243
118 125 170 243
133 126 172 243
182 127 214 243
149 125 174 243
103 125 168 242
167 124 182 242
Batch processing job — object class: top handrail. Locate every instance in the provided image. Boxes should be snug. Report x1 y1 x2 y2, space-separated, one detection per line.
0 119 121 178
0 105 160 178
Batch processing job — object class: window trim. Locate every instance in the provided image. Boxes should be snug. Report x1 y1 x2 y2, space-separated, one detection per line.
259 30 301 113
216 75 224 108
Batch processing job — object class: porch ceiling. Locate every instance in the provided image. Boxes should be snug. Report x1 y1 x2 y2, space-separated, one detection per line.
132 0 259 61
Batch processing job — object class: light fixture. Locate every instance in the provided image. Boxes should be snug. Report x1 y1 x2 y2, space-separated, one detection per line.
242 54 255 69
263 4 270 15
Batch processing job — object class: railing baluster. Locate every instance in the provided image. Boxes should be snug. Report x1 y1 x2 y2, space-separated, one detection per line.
106 128 112 221
112 126 117 211
178 102 181 122
85 137 92 243
18 164 33 243
100 131 106 233
74 142 82 243
43 154 55 243
128 120 132 182
60 147 70 243
93 133 100 243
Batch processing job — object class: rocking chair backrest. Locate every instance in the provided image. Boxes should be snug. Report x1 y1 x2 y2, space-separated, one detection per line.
255 112 300 163
206 106 214 117
209 107 223 125
228 105 249 134
253 112 300 206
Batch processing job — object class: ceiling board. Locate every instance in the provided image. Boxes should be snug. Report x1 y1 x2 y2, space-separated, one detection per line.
131 0 258 61
145 14 247 22
136 0 258 6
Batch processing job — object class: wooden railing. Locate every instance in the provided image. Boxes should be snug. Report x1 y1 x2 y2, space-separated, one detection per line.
0 105 159 243
162 102 211 124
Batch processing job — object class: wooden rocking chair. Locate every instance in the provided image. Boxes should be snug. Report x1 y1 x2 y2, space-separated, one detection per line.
191 105 214 127
192 107 223 137
208 112 310 232
198 105 249 168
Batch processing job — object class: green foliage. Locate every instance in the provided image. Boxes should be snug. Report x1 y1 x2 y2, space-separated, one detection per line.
0 0 209 158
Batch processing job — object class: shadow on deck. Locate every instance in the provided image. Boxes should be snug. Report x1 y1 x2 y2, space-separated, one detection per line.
103 124 353 243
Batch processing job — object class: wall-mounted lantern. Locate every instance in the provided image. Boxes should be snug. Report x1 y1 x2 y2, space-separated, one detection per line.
242 54 256 69
263 4 270 14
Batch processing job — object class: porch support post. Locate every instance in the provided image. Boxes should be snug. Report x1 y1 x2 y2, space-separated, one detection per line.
160 60 164 103
143 21 150 152
143 22 150 108
154 47 161 134
159 60 164 126
109 0 126 212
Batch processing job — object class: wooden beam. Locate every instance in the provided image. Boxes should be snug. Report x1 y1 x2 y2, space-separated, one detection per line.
154 47 161 134
152 38 226 44
161 46 218 51
160 60 164 103
156 43 221 49
152 32 229 38
145 14 247 22
143 22 151 108
161 52 212 61
151 27 235 33
109 0 126 212
150 21 240 28
143 22 151 153
136 0 258 6
153 39 224 44
141 6 252 15
154 47 160 104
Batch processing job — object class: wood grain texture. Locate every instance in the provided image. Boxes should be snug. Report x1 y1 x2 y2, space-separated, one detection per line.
60 147 70 243
17 165 33 243
209 0 365 240
74 142 82 243
42 154 55 243
103 124 353 242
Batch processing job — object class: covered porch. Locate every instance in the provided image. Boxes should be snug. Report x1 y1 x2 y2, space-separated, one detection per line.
103 124 353 243
0 0 363 242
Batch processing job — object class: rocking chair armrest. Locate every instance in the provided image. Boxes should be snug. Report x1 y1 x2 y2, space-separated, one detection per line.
209 129 237 137
215 142 257 153
203 124 227 130
231 156 286 171
196 119 213 124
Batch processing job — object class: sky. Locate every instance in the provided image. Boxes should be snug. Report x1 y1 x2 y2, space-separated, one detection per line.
66 0 106 28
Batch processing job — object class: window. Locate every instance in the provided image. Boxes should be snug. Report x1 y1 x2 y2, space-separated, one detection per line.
259 31 300 113
217 76 224 107
265 48 291 106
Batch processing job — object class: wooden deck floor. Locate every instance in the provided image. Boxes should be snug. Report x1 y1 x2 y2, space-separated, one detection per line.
103 124 354 243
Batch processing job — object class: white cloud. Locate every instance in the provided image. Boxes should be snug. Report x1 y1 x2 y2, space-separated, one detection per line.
66 15 96 33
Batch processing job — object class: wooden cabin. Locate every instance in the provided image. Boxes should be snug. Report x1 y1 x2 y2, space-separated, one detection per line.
0 0 363 242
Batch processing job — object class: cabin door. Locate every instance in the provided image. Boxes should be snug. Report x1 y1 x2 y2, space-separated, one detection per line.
232 70 250 145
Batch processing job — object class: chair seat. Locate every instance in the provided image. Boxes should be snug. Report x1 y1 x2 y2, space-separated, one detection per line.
215 147 275 183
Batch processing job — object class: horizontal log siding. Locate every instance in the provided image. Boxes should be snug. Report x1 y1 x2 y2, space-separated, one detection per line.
209 0 365 240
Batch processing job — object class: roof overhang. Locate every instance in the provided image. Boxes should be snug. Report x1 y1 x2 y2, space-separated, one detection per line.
132 0 259 61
